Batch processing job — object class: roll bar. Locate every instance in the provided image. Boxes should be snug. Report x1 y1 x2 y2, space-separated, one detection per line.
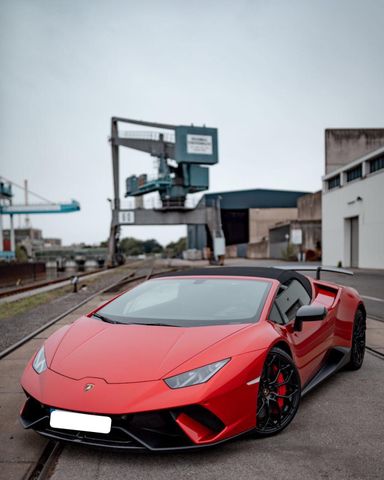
275 266 353 280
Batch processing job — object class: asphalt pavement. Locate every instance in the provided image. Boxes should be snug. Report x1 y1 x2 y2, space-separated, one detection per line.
49 352 384 480
320 269 384 322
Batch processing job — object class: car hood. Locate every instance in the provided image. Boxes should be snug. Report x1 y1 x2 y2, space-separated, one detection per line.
49 316 247 383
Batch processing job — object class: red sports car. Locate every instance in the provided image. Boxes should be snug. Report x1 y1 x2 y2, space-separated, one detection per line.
20 267 366 451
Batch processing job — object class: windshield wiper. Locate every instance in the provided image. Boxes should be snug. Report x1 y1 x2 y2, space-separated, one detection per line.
93 315 178 327
92 313 119 324
128 322 179 327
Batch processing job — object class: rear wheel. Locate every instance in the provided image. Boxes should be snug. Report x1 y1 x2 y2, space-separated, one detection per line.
346 308 366 370
254 347 301 437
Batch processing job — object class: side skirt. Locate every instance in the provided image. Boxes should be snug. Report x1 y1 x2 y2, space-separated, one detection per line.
301 347 351 397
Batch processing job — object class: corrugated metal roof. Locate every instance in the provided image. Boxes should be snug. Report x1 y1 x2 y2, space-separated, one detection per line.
204 188 309 209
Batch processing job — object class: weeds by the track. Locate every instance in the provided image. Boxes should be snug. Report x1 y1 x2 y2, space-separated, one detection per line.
0 286 72 320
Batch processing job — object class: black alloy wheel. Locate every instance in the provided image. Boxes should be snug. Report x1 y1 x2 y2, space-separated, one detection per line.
254 347 301 437
347 308 366 370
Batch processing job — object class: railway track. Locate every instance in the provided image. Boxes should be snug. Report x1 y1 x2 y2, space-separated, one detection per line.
0 267 111 300
1 263 383 480
0 263 178 480
0 263 169 361
366 345 384 360
23 350 384 480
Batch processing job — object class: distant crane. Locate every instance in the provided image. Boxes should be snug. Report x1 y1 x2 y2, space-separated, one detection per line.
0 176 80 259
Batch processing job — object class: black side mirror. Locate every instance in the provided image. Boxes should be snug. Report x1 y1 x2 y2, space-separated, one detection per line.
294 305 327 332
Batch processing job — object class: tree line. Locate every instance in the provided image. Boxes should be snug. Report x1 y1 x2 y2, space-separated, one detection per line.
119 237 186 258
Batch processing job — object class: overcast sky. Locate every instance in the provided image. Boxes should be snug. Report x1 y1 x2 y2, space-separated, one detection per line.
1 0 383 246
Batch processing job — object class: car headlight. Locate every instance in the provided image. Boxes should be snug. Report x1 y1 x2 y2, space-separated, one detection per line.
33 346 47 374
164 358 230 389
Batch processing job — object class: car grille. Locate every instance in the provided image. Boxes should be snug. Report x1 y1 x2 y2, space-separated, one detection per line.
20 395 225 450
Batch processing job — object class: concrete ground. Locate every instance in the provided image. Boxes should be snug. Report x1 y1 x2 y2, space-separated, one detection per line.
0 264 151 479
0 300 102 480
1 258 383 480
49 352 384 480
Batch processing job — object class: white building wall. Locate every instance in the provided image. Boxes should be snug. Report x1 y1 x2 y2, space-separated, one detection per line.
322 170 384 268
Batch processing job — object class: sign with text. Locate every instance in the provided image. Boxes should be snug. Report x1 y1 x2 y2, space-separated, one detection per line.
291 229 303 245
175 126 218 165
119 211 135 224
186 134 213 155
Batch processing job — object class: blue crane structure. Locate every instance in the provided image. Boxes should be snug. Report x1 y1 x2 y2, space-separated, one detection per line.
0 177 80 259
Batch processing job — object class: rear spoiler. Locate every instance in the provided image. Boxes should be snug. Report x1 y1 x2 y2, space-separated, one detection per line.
275 266 353 280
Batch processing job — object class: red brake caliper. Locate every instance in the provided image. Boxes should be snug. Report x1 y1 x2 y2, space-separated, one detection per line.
274 367 286 409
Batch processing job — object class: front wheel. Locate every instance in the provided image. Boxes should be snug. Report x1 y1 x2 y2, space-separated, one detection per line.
346 308 366 370
253 347 301 437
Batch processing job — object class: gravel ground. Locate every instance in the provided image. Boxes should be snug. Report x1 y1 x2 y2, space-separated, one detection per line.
0 265 140 351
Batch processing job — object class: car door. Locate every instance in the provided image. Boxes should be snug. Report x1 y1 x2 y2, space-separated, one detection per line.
272 279 331 385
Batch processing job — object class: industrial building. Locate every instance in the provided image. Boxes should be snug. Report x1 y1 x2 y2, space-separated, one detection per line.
187 188 311 258
1 228 63 256
322 129 384 268
269 191 322 260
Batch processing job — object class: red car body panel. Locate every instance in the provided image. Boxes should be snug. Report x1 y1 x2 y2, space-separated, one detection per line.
48 317 250 383
20 271 364 450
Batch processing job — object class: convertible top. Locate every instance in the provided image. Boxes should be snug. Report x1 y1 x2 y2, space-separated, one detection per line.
158 266 313 297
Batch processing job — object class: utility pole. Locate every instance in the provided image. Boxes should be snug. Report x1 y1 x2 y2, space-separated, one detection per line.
10 213 15 252
24 179 30 228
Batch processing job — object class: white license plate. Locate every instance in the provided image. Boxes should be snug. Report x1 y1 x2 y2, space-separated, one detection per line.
50 410 112 434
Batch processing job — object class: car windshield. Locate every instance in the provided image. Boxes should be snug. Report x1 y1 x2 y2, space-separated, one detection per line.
95 277 271 327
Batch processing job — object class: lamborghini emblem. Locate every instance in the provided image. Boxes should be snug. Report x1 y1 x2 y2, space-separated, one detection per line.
84 383 94 392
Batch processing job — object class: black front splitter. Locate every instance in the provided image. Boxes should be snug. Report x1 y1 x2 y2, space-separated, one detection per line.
32 426 254 453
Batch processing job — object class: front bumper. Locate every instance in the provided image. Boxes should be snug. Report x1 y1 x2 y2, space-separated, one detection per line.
20 349 267 450
20 395 235 451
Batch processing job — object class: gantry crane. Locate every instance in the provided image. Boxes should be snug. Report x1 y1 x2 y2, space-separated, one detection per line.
107 117 225 266
0 177 80 258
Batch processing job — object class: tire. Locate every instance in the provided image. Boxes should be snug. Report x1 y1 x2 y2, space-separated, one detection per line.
346 308 366 371
253 347 301 437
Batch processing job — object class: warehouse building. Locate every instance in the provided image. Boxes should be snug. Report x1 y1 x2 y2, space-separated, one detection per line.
322 129 384 268
188 188 309 257
269 191 322 260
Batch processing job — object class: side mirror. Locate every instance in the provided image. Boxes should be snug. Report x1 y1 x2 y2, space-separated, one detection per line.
294 305 327 332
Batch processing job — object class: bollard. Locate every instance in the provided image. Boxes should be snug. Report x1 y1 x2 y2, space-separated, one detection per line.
71 275 79 293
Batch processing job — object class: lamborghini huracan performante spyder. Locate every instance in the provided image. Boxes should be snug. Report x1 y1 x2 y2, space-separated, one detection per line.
20 267 366 451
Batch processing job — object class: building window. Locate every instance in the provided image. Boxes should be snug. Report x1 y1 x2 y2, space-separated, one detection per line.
327 175 340 190
370 155 384 174
346 164 362 183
